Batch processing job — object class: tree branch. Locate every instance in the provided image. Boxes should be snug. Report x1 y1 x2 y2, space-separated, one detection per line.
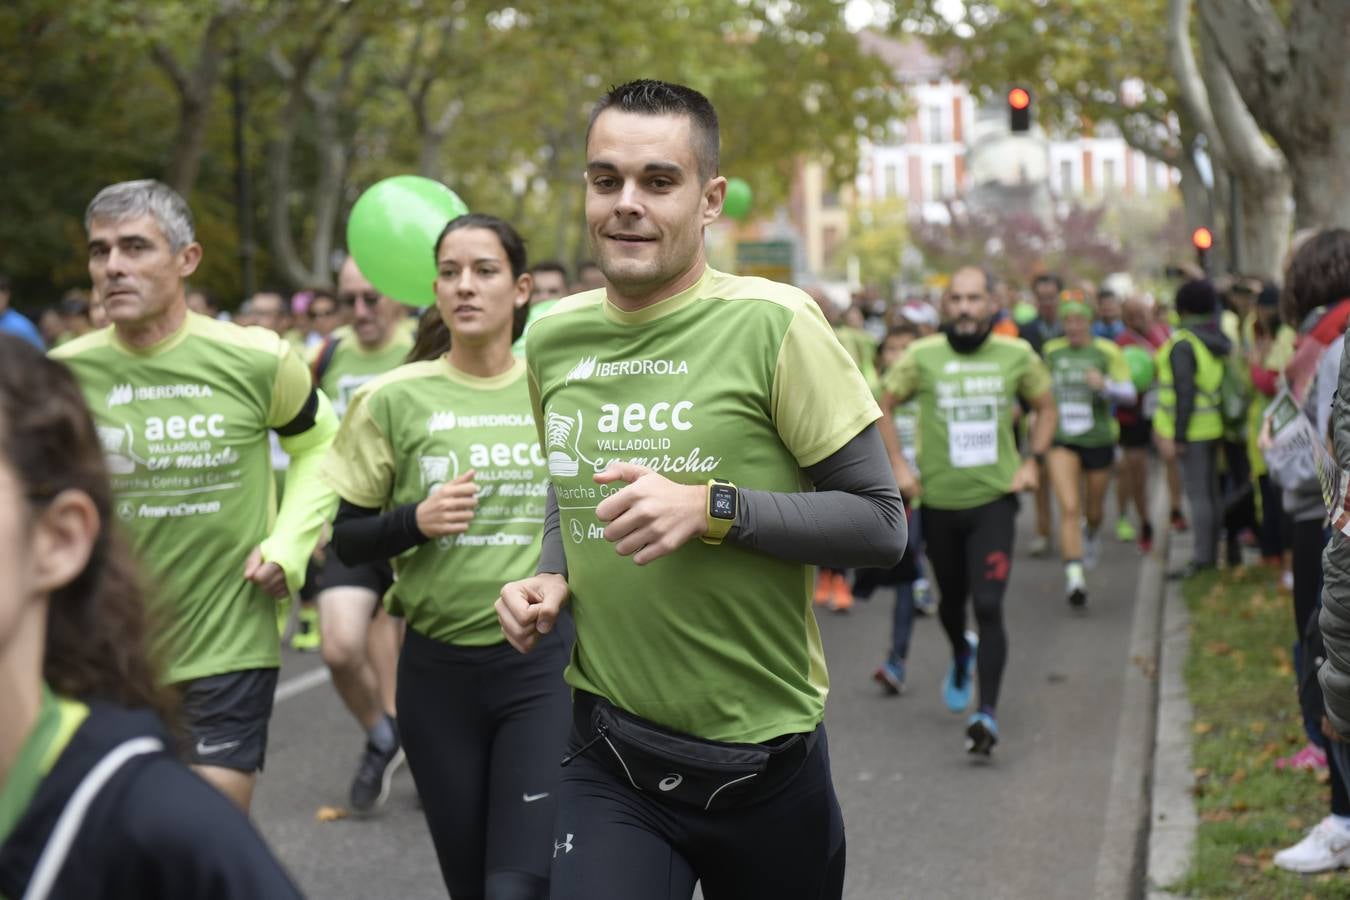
1166 0 1226 165
1195 0 1291 142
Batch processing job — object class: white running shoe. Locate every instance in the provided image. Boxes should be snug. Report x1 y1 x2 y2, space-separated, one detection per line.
1082 530 1101 569
1273 817 1350 873
1028 536 1050 558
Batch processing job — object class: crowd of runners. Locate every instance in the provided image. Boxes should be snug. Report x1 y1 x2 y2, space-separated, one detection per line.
4 75 1350 898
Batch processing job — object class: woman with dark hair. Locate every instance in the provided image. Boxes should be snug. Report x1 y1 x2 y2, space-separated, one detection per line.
325 214 566 899
1263 228 1350 873
0 335 301 899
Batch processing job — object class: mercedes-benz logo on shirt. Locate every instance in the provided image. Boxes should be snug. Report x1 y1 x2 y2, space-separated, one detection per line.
569 519 585 545
117 501 135 521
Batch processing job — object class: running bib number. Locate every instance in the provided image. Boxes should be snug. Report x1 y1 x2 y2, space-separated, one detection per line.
1060 401 1094 437
947 399 998 468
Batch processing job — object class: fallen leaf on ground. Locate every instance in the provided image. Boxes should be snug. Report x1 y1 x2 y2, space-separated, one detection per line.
1194 721 1214 735
316 805 349 822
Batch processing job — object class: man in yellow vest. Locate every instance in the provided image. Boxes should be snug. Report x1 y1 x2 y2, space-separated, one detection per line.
1154 279 1231 576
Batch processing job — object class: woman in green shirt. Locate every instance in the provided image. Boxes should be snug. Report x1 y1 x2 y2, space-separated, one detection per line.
1043 301 1136 608
0 336 300 899
326 214 568 900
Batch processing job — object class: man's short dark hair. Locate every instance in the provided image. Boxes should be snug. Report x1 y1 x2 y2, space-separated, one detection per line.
1033 273 1064 293
587 79 720 181
532 260 569 281
887 322 920 340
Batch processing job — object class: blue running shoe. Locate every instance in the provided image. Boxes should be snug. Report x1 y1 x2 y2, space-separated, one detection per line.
943 631 978 713
966 711 999 756
873 659 905 696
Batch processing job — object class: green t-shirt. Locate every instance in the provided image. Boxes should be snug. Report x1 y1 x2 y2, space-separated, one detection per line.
53 313 314 683
834 324 879 392
512 299 561 357
884 332 1050 511
1043 336 1130 448
0 686 87 850
527 268 880 743
312 334 414 418
323 357 544 645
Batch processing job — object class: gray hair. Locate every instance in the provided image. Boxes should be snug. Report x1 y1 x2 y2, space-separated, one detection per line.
85 179 195 252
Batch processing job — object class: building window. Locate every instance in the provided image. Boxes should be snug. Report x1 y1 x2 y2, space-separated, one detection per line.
928 105 944 143
1060 160 1073 195
931 163 945 199
885 164 900 198
1103 159 1117 194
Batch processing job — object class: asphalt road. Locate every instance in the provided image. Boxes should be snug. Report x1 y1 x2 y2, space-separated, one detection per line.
254 498 1151 900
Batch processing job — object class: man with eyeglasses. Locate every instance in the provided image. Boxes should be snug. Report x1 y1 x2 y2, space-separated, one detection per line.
306 255 413 814
307 290 343 344
880 265 1056 756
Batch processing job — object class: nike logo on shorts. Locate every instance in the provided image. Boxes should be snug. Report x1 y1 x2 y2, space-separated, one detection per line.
196 738 243 756
523 792 550 803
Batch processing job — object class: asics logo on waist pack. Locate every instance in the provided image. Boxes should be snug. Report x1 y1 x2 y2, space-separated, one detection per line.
658 773 684 792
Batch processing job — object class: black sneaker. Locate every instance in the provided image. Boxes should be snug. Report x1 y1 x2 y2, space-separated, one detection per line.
966 712 999 756
349 738 405 815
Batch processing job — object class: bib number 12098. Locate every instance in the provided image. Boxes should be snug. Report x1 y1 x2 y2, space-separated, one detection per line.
947 399 999 468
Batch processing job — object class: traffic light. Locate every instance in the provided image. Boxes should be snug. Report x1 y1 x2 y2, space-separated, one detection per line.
1008 87 1031 133
1191 226 1213 271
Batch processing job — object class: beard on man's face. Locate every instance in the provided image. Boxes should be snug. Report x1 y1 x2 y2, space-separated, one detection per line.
952 313 988 334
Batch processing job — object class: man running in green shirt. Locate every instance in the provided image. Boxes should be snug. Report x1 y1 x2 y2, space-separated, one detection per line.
495 79 905 900
308 255 414 814
881 265 1056 756
53 180 338 811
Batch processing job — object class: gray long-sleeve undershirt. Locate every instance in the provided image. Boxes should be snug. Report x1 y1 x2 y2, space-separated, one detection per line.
536 423 907 576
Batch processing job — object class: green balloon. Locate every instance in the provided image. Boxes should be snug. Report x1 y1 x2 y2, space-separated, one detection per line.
1123 345 1156 393
724 177 753 220
1012 301 1037 325
347 176 469 307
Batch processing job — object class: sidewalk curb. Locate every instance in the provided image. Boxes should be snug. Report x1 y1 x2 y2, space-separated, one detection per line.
1146 519 1198 897
1092 479 1174 898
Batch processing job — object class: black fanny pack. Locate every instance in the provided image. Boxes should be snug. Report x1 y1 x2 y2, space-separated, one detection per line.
564 691 817 812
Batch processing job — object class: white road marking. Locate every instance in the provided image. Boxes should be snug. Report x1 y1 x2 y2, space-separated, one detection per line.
273 666 332 704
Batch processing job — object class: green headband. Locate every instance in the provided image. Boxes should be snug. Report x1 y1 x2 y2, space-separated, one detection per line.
1060 300 1092 319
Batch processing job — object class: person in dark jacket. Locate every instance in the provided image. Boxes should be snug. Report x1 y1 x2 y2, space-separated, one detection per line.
0 335 302 900
1155 280 1232 577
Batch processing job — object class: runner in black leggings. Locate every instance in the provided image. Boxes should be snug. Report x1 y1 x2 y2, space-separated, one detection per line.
327 215 568 899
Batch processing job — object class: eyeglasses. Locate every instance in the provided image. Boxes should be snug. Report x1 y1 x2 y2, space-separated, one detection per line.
337 291 381 308
948 293 987 302
311 306 339 318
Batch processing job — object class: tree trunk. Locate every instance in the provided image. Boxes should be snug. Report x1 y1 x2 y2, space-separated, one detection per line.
1195 18 1290 274
1196 0 1350 229
151 14 231 199
1289 152 1350 231
1238 171 1292 278
164 84 217 198
418 134 443 179
1176 148 1212 236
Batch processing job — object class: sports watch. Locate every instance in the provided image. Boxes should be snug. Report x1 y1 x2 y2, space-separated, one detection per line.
701 478 738 545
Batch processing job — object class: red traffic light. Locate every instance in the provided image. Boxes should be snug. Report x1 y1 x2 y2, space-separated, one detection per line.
1008 88 1031 110
1191 227 1214 251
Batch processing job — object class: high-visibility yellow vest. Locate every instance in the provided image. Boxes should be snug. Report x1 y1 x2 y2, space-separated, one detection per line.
1154 330 1223 441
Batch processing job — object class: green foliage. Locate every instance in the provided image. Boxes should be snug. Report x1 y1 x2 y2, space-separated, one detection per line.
887 0 1181 160
838 198 910 289
0 0 900 306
